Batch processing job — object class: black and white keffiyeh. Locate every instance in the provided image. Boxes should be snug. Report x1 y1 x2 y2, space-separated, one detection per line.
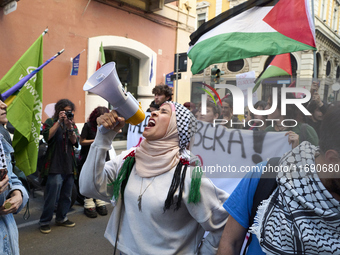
250 141 340 255
0 134 6 169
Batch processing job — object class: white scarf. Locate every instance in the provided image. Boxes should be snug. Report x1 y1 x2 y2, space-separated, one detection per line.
135 103 180 177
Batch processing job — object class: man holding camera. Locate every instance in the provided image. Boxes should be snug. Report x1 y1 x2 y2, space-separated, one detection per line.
39 99 79 234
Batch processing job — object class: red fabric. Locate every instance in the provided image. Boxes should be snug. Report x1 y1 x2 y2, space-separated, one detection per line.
180 158 190 165
96 61 101 71
288 81 296 88
270 53 292 75
263 0 316 47
123 151 189 165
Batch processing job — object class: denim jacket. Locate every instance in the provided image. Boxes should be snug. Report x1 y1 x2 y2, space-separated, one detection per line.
0 134 29 255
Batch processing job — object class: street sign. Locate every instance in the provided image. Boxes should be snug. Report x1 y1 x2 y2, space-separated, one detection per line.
277 79 291 84
165 72 174 87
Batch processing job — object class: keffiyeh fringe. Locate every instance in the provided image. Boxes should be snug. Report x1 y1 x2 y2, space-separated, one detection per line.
109 152 202 210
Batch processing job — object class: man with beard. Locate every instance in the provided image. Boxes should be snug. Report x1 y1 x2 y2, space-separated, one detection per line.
217 103 340 255
152 84 173 107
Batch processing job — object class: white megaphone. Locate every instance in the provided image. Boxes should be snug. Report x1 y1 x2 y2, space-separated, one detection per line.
83 62 145 126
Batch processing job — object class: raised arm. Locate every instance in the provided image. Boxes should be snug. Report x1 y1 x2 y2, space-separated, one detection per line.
79 110 126 202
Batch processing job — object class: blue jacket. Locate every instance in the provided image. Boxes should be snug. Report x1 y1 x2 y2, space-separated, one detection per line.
0 134 29 255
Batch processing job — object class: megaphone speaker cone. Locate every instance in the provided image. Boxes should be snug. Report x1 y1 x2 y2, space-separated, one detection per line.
83 62 146 126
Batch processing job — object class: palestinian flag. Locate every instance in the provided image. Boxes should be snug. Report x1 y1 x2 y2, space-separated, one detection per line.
188 0 316 74
252 53 292 92
96 42 106 71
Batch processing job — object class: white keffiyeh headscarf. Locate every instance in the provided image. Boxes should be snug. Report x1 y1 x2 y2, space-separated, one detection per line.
135 102 197 177
250 141 340 255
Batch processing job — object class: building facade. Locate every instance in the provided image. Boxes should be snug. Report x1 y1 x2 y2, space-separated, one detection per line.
0 0 196 148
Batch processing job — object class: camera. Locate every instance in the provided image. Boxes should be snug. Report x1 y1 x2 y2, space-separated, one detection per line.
65 111 74 120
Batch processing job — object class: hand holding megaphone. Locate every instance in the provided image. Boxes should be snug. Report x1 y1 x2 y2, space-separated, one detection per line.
97 110 126 132
83 62 145 133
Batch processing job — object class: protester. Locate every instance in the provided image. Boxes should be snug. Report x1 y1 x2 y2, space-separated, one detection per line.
295 80 323 124
146 100 159 112
196 100 221 123
264 87 318 148
306 91 329 137
79 106 110 218
152 84 173 106
183 102 191 110
39 99 79 234
220 97 242 128
306 100 326 137
183 102 198 116
80 101 229 254
244 100 267 131
217 103 340 255
0 96 29 255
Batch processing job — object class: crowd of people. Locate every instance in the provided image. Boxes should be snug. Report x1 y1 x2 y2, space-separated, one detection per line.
0 81 339 255
194 84 324 150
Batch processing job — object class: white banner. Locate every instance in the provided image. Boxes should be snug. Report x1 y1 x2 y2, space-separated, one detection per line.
236 71 258 107
127 118 292 194
191 121 291 193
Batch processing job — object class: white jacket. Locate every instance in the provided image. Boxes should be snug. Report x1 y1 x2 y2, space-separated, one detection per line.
79 130 229 255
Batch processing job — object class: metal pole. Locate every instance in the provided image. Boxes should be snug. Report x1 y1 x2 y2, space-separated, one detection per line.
176 53 179 102
311 0 317 79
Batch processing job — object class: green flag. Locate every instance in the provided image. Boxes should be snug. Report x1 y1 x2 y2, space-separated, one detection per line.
0 35 43 176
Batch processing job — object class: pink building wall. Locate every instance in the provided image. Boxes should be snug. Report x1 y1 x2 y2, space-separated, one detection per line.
0 0 177 122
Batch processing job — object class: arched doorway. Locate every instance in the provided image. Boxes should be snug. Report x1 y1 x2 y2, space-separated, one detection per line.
86 36 156 147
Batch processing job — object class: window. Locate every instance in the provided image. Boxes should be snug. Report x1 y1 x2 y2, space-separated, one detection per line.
196 1 209 29
324 84 329 102
333 7 338 31
104 50 140 141
326 61 331 76
197 13 206 28
227 60 244 72
321 0 327 21
314 53 321 78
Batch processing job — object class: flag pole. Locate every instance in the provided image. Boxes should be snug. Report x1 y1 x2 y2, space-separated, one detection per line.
2 49 64 100
42 28 48 36
311 0 317 79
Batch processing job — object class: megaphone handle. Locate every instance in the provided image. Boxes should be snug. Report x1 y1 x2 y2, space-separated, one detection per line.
98 122 119 134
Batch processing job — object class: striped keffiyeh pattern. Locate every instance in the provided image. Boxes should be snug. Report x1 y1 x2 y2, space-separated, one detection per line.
250 141 340 255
